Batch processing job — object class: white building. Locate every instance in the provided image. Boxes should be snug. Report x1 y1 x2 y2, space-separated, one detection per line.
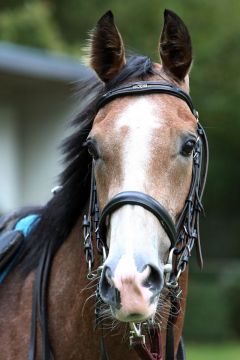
0 42 93 214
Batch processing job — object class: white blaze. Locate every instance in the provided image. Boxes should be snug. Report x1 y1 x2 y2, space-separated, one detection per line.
116 97 163 191
107 97 168 269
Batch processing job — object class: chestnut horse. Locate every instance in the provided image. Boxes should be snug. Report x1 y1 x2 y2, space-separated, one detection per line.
0 9 208 360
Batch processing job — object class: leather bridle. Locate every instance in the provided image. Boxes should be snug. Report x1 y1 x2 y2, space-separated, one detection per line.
28 81 208 360
84 81 208 271
83 81 209 360
99 191 176 249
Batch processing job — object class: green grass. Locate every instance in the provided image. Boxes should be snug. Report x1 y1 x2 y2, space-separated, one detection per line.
186 343 240 360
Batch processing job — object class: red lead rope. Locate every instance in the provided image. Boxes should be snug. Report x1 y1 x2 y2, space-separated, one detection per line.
130 324 163 360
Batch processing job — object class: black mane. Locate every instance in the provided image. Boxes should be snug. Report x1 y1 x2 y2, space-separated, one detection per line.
20 55 158 274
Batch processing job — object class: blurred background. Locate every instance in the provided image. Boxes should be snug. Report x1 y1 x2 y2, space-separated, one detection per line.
0 0 239 358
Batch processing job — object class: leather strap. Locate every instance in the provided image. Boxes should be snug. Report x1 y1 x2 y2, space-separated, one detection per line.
0 231 24 268
0 231 25 284
28 241 54 360
130 325 163 360
165 322 175 360
177 337 186 360
100 335 109 360
98 191 176 249
97 81 196 116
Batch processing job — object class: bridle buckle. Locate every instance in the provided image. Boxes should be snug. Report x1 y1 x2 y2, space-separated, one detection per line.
129 323 146 347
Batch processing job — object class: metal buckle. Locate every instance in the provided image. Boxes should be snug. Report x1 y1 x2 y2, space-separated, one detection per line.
164 248 174 283
194 109 199 120
102 245 107 262
87 261 104 280
87 260 97 280
164 248 184 289
51 185 63 195
129 322 146 347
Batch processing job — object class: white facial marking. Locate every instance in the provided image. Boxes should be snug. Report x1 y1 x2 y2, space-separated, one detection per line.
112 254 155 321
107 97 169 271
115 97 164 191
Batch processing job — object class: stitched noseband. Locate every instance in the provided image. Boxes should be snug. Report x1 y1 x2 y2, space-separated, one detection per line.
98 191 177 248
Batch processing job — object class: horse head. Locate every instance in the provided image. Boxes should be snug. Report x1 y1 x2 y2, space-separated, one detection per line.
86 10 202 324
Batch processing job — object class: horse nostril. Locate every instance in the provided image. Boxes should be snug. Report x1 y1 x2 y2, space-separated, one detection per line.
143 265 162 294
100 266 113 299
105 267 114 286
99 266 121 308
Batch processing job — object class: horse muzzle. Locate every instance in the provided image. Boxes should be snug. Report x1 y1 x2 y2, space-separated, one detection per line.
99 260 163 322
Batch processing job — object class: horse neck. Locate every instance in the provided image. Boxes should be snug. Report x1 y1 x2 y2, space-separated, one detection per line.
47 213 98 353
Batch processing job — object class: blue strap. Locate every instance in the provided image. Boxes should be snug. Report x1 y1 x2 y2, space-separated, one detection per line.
0 214 40 284
14 214 40 237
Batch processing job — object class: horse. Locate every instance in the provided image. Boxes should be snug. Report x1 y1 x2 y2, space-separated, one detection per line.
0 9 208 360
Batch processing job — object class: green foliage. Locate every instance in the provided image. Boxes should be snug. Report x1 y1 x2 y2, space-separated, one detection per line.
184 262 240 342
185 279 232 341
222 266 240 337
0 0 27 10
0 2 64 51
186 343 240 360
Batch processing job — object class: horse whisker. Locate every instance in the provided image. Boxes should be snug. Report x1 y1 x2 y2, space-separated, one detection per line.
81 293 96 316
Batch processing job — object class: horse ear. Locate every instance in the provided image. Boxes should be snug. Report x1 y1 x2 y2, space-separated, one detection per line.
90 11 126 82
159 9 192 82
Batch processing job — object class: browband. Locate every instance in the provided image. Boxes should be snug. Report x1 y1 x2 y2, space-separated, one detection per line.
97 81 198 117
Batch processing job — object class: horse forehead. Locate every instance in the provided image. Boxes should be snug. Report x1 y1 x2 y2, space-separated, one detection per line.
114 97 165 131
112 97 167 193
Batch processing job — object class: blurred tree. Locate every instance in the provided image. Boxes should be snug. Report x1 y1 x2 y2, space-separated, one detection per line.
0 2 64 51
0 0 26 10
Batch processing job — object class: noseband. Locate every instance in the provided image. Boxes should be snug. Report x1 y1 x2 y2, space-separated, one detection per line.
99 191 176 248
83 81 208 279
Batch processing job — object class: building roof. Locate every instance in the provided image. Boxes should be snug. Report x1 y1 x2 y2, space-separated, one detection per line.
0 42 93 82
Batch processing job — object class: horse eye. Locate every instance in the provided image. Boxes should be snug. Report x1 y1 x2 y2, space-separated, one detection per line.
181 139 196 157
86 139 99 160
